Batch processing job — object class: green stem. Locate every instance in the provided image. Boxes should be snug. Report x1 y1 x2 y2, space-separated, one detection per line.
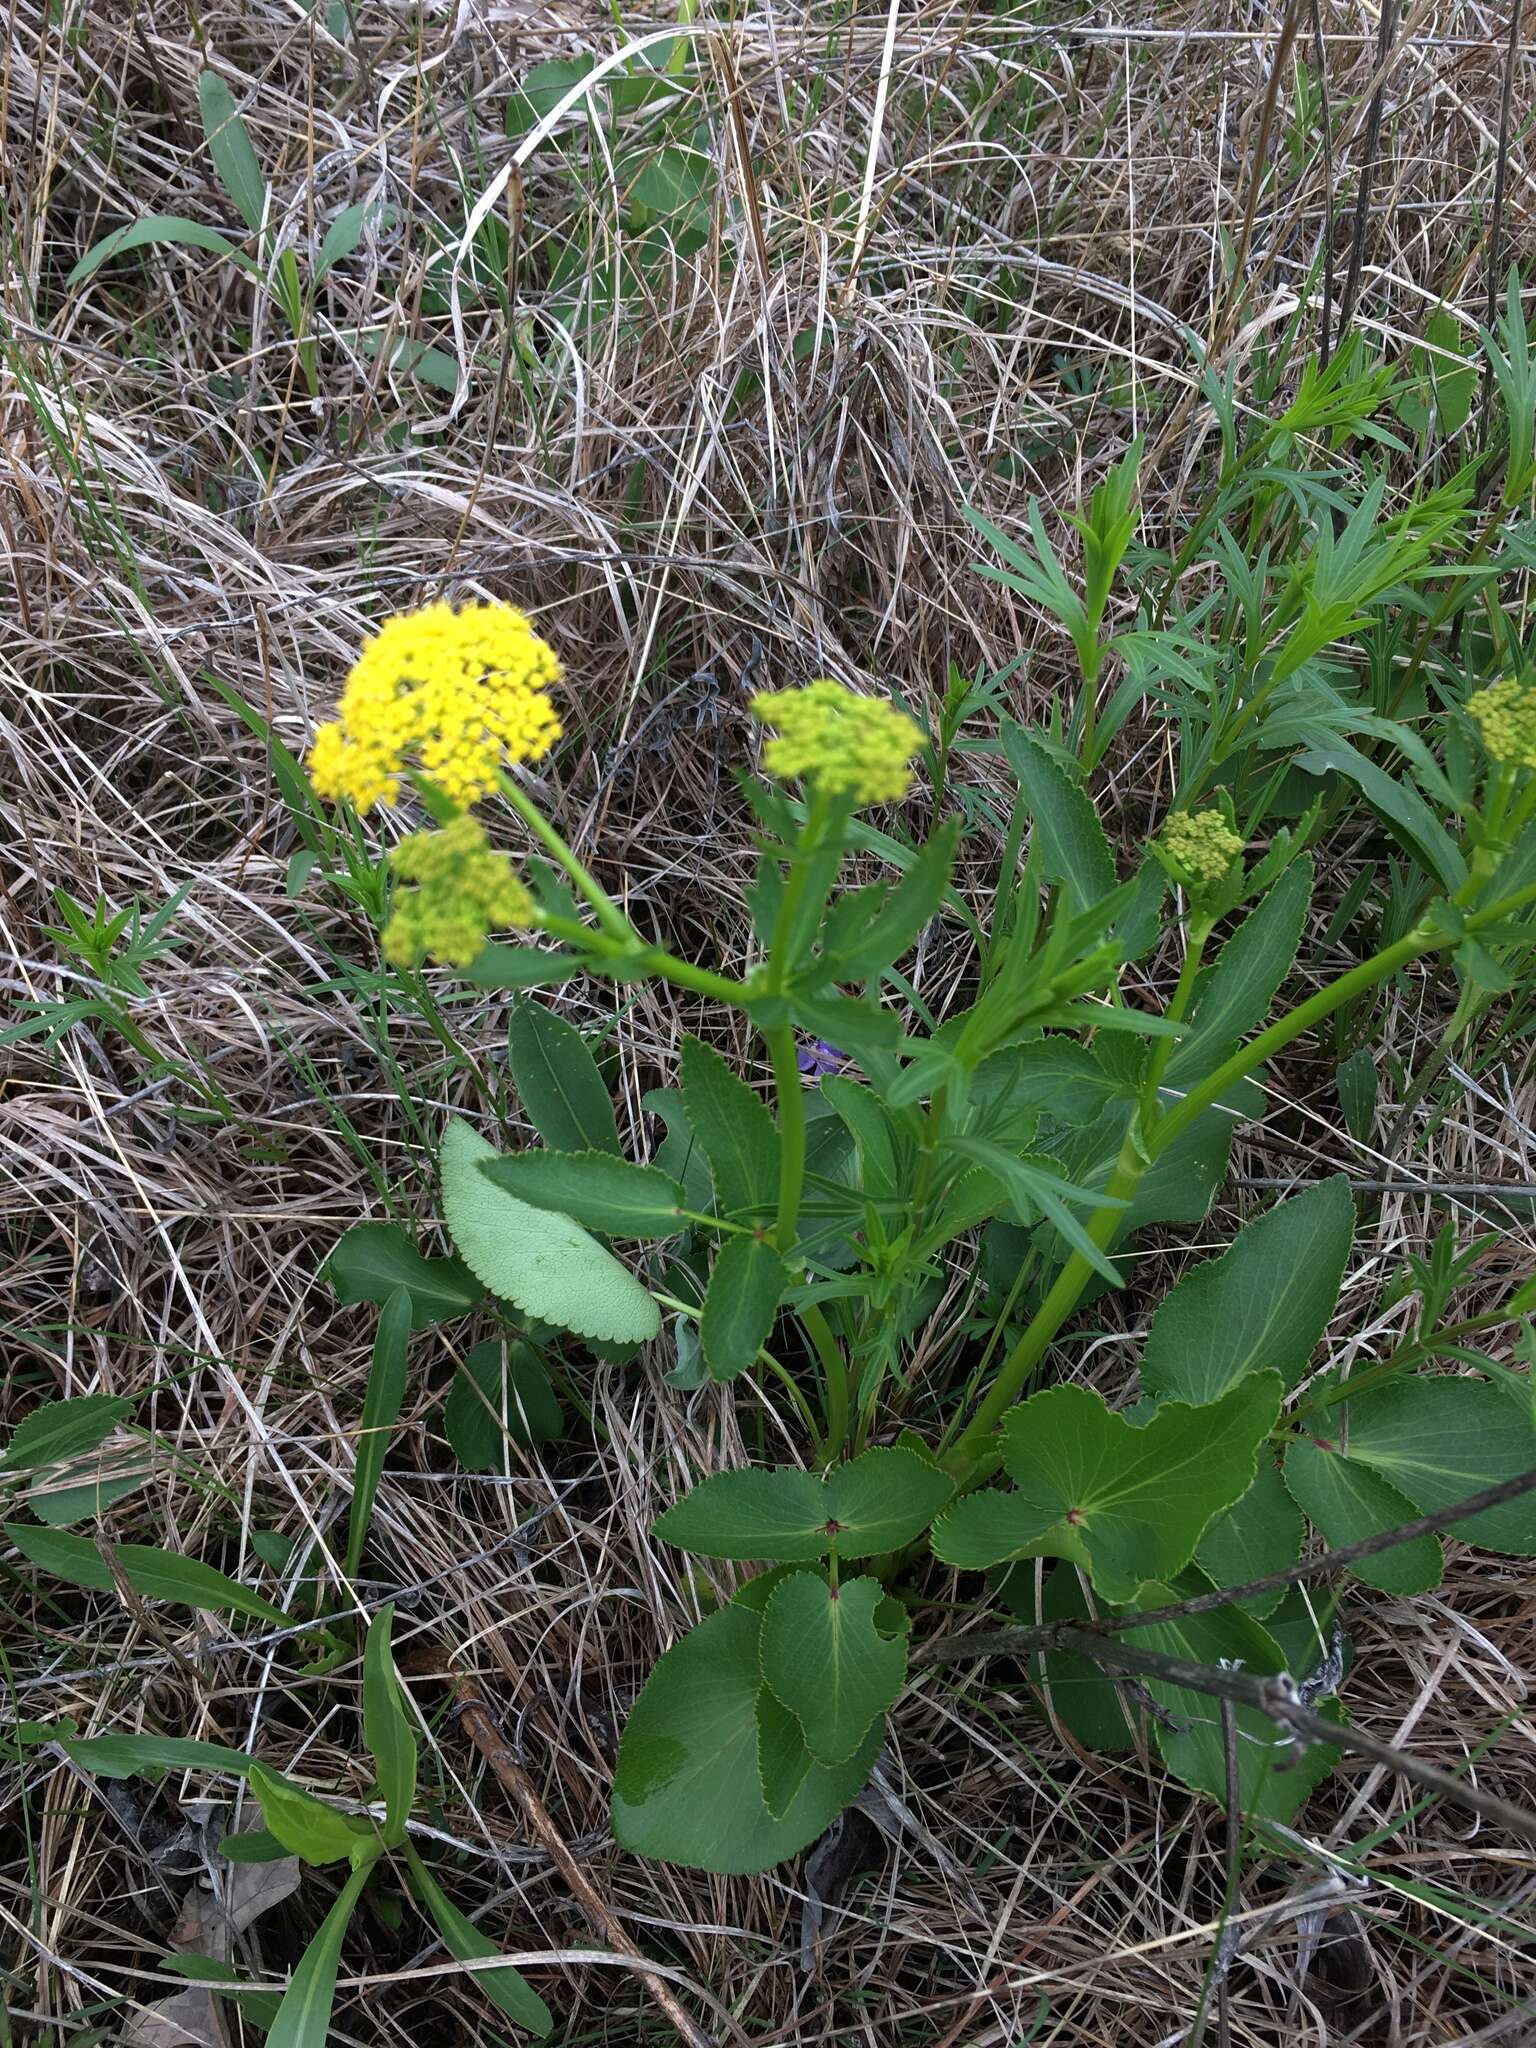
1291 1308 1517 1422
538 911 748 1009
495 772 633 944
952 874 1536 1473
803 1301 851 1464
951 1122 1142 1467
767 1019 807 1255
1140 917 1211 1116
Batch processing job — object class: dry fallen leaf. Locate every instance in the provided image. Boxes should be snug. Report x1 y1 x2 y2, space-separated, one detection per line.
121 1823 301 2048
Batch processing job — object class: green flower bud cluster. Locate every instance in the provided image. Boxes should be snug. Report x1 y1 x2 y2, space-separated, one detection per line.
1159 809 1245 890
1468 680 1536 770
382 816 535 969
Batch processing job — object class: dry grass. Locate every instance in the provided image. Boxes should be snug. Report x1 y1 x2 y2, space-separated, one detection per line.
3 2 1535 2043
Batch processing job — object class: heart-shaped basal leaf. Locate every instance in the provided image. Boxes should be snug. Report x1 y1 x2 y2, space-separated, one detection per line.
759 1573 907 1765
931 1376 1282 1603
1284 1437 1443 1594
1139 1178 1354 1406
611 1604 880 1873
1194 1456 1303 1616
654 1446 954 1562
479 1149 686 1239
1334 1376 1536 1555
1134 1586 1345 1823
440 1118 660 1345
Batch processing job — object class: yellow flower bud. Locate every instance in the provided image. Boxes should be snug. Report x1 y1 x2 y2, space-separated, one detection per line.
751 679 922 806
307 601 563 813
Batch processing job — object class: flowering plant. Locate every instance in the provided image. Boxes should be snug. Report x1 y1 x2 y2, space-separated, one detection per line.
294 591 1536 1882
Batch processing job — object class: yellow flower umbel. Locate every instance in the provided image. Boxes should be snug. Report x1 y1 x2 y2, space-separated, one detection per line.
1468 680 1536 770
308 601 563 812
382 816 536 969
1160 809 1244 890
751 679 922 806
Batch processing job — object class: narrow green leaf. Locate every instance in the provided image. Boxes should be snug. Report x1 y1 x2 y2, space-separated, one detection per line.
822 1077 901 1200
654 1447 953 1562
1337 1046 1378 1141
759 1574 906 1765
443 1341 561 1469
1139 1178 1354 1405
479 1149 685 1238
611 1604 880 1873
249 1761 374 1868
1001 724 1116 905
313 200 393 282
931 1376 1283 1602
66 216 254 287
217 1828 291 1863
266 1858 374 2048
1283 1439 1443 1593
326 1223 480 1329
61 1733 255 1779
1166 859 1314 1089
700 1236 788 1383
406 1844 553 2035
824 820 960 981
6 1524 285 1624
344 1288 411 1579
197 70 267 234
679 1036 780 1218
440 1119 659 1345
362 1607 418 1844
1 1397 132 1473
1294 735 1466 890
507 1002 620 1155
942 1138 1125 1284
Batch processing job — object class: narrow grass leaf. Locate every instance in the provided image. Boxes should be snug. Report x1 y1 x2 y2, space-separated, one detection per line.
6 1524 285 1624
344 1287 411 1579
362 1607 418 1844
406 1844 553 2035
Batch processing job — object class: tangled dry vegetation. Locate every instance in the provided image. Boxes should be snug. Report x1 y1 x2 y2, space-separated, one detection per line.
2 2 1535 2043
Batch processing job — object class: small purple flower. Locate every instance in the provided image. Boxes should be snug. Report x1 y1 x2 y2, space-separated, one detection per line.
798 1038 849 1080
